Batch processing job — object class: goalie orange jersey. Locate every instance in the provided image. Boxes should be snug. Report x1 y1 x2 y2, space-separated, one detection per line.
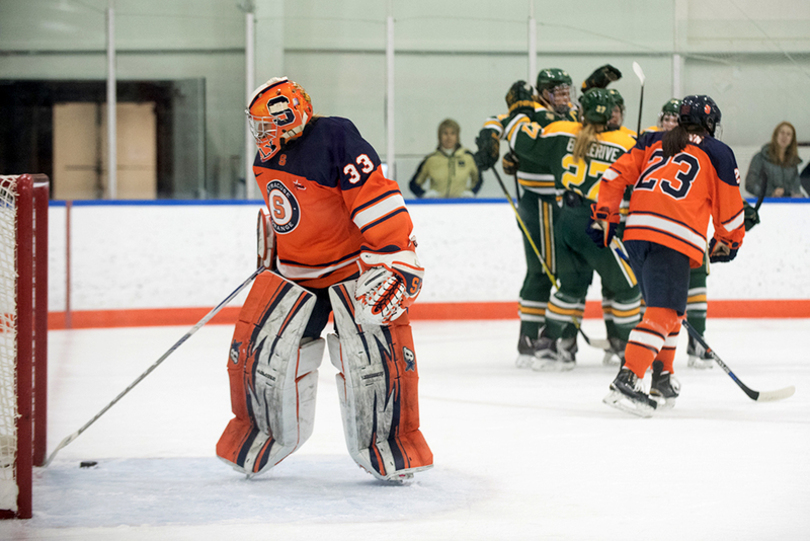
597 130 745 266
253 116 413 289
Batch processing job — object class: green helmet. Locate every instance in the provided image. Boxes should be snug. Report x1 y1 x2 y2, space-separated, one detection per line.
536 68 572 93
607 88 625 110
579 88 616 125
661 98 681 116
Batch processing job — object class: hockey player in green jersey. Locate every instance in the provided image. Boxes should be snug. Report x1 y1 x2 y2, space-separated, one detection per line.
598 87 638 364
504 88 642 370
473 69 578 368
606 88 637 139
640 98 681 136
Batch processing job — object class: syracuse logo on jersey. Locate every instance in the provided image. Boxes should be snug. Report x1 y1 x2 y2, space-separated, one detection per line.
265 179 301 234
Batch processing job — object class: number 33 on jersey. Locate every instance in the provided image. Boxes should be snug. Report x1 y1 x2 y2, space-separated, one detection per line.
253 116 414 290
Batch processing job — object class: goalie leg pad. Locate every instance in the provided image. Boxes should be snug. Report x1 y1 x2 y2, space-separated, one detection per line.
328 280 433 481
216 271 322 477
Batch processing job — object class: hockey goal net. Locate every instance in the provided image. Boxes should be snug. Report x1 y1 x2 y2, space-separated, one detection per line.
0 174 48 520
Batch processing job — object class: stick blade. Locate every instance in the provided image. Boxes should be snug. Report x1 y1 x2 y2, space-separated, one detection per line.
588 338 611 351
755 385 796 402
632 61 645 84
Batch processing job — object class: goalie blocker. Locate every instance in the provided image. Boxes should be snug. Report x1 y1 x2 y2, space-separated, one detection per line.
216 270 432 481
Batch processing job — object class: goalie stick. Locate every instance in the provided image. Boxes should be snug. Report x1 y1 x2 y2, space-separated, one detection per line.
491 167 609 350
681 320 795 402
44 266 266 466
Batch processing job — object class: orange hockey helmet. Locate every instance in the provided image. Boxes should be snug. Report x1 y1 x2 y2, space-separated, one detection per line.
247 77 313 161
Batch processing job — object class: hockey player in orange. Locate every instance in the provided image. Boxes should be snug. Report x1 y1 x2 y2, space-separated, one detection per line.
588 95 746 416
216 77 432 480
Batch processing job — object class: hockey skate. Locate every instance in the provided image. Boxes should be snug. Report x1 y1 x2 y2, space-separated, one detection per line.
650 361 681 410
356 463 425 484
516 334 539 368
687 335 713 369
532 336 576 372
602 336 626 367
603 367 658 417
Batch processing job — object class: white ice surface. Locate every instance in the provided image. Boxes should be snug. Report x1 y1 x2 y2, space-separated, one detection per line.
2 318 809 540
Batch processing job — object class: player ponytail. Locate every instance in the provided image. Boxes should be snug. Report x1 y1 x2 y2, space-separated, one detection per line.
572 123 600 163
662 123 708 159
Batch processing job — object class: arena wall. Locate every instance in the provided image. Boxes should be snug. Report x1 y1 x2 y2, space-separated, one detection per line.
46 198 810 328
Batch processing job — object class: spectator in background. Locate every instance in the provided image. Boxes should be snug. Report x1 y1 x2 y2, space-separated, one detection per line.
745 121 803 198
410 118 482 198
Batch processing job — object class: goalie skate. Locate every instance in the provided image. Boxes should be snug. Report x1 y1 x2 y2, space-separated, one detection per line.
603 368 658 418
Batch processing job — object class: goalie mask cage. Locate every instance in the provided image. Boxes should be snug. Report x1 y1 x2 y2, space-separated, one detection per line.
0 174 48 520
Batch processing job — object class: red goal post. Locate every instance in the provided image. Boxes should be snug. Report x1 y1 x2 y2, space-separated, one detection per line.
0 174 49 520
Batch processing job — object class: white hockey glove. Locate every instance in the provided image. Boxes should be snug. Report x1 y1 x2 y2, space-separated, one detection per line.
354 249 424 326
257 208 276 270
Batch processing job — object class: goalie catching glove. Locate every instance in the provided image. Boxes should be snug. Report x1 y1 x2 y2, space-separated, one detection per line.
586 203 620 248
354 248 424 325
708 237 739 263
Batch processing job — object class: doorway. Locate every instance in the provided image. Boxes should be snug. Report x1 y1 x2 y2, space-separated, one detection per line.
0 80 206 199
53 102 157 199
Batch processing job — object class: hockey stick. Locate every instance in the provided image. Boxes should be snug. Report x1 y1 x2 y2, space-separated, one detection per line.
44 266 266 466
754 174 768 211
614 244 794 402
681 320 795 402
491 167 607 349
632 62 645 136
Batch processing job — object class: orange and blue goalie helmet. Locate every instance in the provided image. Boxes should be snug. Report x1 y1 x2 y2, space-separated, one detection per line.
246 77 313 161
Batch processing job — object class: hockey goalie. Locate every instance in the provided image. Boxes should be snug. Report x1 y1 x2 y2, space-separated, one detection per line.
215 77 433 481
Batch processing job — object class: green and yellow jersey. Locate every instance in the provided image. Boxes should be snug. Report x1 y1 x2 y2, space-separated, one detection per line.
506 118 637 203
613 125 638 139
479 102 578 198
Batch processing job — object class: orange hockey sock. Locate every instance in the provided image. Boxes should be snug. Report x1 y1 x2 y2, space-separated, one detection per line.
654 326 682 373
624 307 680 378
